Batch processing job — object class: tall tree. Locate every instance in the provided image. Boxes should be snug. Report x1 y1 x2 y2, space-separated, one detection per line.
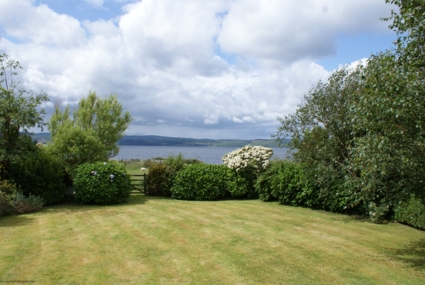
0 53 48 179
349 0 425 219
274 67 364 212
48 90 132 170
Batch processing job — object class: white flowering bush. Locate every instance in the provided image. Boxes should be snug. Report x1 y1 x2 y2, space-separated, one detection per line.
223 145 273 198
222 145 273 172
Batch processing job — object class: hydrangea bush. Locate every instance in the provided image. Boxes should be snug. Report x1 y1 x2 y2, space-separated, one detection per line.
73 161 131 204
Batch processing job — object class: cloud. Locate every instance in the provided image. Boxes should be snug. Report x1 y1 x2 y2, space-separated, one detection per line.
203 114 220 125
0 0 395 139
133 116 146 122
217 0 393 66
0 0 86 47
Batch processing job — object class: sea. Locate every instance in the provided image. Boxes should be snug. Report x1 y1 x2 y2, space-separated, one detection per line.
112 145 290 165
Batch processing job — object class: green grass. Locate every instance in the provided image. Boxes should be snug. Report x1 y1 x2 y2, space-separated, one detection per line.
1 194 425 284
114 159 147 175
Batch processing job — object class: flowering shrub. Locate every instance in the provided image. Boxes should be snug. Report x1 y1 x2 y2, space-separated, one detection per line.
222 145 273 172
73 161 131 204
222 145 273 198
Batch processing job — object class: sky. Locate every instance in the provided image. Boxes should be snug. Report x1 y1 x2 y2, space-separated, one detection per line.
0 0 397 139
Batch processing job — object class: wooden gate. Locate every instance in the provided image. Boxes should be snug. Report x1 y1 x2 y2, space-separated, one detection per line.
129 173 147 193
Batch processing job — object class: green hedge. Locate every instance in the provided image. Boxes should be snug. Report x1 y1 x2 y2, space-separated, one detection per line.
394 195 425 230
255 160 317 207
146 154 203 197
171 164 230 200
8 147 66 205
73 161 131 205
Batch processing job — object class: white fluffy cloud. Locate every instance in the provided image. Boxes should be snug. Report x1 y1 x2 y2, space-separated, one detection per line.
0 0 395 139
218 0 391 66
0 0 86 47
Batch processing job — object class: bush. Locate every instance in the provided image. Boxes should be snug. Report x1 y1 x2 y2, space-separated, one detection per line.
394 195 425 230
8 147 66 205
13 191 44 214
0 180 44 216
255 160 317 207
222 145 273 199
0 180 17 216
226 169 257 198
223 145 273 172
145 153 203 197
171 164 230 200
73 161 131 205
145 164 168 196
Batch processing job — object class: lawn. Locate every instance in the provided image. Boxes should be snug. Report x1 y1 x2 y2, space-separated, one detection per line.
1 193 424 284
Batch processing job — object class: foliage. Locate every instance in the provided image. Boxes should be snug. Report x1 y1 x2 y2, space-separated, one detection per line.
145 164 168 196
348 0 425 219
48 90 132 171
255 160 317 207
272 0 425 224
383 0 425 69
0 180 18 216
13 191 44 214
0 53 48 180
143 159 158 169
7 146 66 205
145 153 203 197
273 67 364 213
394 195 425 230
222 145 273 198
226 169 257 198
171 164 230 201
73 161 131 205
0 180 44 216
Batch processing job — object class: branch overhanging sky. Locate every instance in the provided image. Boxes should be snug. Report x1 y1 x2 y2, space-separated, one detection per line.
0 0 396 139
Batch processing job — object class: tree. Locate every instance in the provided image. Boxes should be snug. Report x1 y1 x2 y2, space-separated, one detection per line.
348 0 425 220
274 0 425 221
0 53 48 179
274 67 364 213
48 90 132 171
383 0 425 69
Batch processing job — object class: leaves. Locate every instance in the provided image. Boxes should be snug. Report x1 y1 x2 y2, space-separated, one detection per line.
47 90 132 171
0 53 49 180
73 161 131 205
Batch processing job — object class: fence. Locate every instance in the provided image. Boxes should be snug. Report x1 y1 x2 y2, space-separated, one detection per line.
129 173 147 193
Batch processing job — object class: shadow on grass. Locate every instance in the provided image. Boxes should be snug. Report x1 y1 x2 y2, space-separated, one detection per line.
0 214 34 227
41 192 177 214
390 238 425 275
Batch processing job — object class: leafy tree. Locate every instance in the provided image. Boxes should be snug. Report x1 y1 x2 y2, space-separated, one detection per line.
348 0 425 220
48 90 131 171
383 0 425 69
274 0 425 222
274 67 364 213
0 53 48 179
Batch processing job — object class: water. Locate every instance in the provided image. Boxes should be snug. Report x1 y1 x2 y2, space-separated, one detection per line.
112 145 290 164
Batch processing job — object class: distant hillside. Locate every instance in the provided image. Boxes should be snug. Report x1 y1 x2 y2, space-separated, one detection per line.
118 135 287 147
32 133 289 147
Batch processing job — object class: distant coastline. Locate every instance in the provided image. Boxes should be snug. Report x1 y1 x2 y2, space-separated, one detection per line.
32 133 289 148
